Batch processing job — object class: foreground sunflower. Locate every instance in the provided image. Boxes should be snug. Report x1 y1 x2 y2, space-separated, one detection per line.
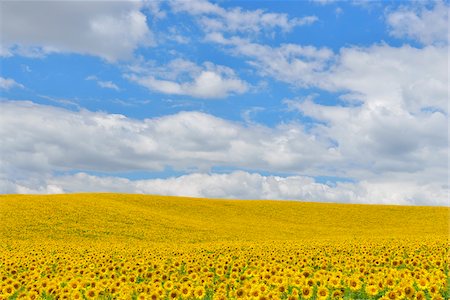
301 286 313 299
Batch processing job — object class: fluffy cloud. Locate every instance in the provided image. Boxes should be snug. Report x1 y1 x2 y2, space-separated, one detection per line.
0 0 153 61
207 35 447 111
386 0 449 45
202 35 448 198
284 44 448 182
1 100 447 205
0 100 333 176
321 44 448 113
170 0 317 34
0 77 24 90
125 59 248 98
1 171 447 206
207 34 448 168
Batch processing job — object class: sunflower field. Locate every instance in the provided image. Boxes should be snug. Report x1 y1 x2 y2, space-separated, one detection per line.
0 194 448 300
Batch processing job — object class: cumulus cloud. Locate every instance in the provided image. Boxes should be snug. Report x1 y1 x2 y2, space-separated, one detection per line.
200 36 449 201
207 35 447 111
0 0 153 61
386 0 449 45
125 59 248 98
321 44 448 113
1 171 447 206
0 100 334 176
0 77 24 90
207 35 448 174
282 44 448 185
1 100 448 205
170 0 317 34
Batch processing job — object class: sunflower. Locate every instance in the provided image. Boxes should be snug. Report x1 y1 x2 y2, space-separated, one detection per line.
395 287 405 299
194 286 206 298
72 290 83 300
2 284 14 299
417 278 428 290
429 284 440 295
136 293 147 300
45 282 58 295
348 278 361 292
149 291 160 300
403 285 415 298
164 280 174 290
213 292 227 300
415 291 426 300
85 288 99 299
329 277 341 289
331 289 343 299
366 285 379 296
250 288 260 298
28 291 39 300
317 286 329 299
259 284 268 293
385 277 396 288
278 284 287 293
180 284 192 298
235 287 245 298
301 286 313 299
169 289 179 299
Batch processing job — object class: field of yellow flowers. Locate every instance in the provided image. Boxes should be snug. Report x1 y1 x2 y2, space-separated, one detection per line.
0 194 448 300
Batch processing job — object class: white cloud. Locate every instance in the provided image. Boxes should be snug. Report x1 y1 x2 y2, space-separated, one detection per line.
1 100 448 205
86 75 120 91
165 27 191 44
281 44 448 190
170 0 317 34
125 59 248 98
206 33 334 87
208 34 447 114
97 81 120 91
323 44 448 112
144 0 167 20
0 0 153 61
386 0 449 45
0 77 24 90
0 100 333 177
202 36 448 199
1 171 447 206
126 71 247 99
311 0 339 5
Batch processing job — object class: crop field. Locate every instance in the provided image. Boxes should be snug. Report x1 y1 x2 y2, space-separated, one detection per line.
0 194 448 300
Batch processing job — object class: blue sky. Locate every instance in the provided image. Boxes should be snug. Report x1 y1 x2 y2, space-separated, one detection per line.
1 0 448 205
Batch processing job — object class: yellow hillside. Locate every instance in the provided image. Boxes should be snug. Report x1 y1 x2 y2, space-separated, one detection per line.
0 194 448 300
0 193 448 244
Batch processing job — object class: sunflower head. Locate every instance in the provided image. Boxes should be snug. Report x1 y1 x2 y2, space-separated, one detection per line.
366 285 379 296
302 286 313 299
317 286 329 299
